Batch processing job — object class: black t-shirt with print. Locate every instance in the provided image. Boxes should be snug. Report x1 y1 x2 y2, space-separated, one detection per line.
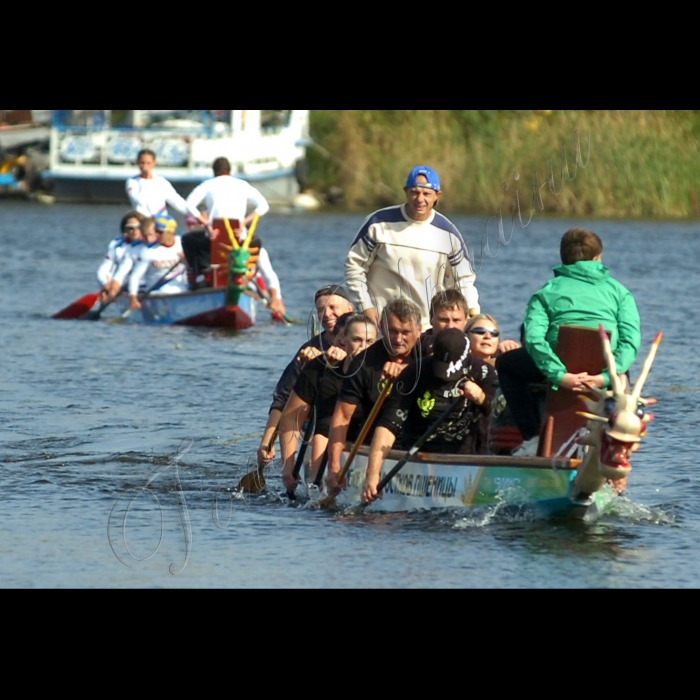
376 355 498 455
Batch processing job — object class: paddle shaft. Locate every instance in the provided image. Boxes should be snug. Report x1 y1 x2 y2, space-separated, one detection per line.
287 415 315 500
313 453 329 488
376 392 466 496
121 258 185 319
337 380 393 484
249 276 293 326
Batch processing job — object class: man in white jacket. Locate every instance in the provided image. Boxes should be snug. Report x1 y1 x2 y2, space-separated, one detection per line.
344 165 480 330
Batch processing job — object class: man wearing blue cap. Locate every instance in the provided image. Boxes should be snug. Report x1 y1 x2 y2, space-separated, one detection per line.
344 165 480 330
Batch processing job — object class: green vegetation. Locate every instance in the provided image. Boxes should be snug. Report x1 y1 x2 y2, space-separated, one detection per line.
307 110 700 219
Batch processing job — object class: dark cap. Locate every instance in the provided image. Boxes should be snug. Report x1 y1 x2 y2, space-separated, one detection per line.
432 328 470 382
314 284 353 304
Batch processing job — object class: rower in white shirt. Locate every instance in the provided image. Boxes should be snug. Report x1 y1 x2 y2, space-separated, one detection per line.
97 210 145 302
126 148 208 224
107 216 158 299
127 213 189 311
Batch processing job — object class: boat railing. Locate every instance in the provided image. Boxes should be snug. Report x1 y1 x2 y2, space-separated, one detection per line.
345 443 581 471
50 126 199 170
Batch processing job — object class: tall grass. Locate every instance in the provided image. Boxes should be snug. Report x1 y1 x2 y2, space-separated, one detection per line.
307 110 700 219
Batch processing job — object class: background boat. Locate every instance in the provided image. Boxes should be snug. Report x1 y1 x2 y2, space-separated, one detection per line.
44 110 312 208
109 287 256 330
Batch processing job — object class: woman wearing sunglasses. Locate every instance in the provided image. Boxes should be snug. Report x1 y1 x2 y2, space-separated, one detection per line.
465 314 521 366
466 314 524 455
96 210 145 303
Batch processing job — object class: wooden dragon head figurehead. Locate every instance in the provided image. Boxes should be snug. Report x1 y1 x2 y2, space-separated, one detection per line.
577 325 662 482
221 215 259 307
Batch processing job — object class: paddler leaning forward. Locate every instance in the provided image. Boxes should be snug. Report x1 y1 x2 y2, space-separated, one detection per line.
360 327 497 505
325 297 423 497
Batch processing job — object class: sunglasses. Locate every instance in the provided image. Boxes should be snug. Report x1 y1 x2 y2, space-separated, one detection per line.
123 224 141 231
468 327 500 337
155 229 166 234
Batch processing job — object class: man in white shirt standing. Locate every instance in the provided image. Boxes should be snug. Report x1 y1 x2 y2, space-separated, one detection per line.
185 157 286 317
126 148 208 225
186 156 270 232
344 165 480 330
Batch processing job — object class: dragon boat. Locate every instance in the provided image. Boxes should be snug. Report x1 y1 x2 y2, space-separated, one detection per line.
53 216 263 331
107 285 257 329
332 324 662 520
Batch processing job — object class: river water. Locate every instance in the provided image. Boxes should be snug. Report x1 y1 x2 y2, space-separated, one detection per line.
1 199 698 588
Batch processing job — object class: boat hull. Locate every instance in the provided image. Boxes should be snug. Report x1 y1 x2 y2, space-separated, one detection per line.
337 448 614 518
108 288 256 329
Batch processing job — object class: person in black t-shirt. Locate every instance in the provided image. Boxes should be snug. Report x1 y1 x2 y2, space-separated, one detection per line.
326 298 423 496
256 285 355 469
419 288 471 357
361 328 498 505
280 313 378 492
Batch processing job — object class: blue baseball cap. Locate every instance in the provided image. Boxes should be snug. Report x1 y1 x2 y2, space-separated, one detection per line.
405 165 441 192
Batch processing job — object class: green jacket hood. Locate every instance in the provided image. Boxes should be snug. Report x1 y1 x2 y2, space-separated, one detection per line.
552 260 610 284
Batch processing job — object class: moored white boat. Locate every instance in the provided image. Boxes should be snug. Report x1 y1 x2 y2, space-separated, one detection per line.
45 110 311 207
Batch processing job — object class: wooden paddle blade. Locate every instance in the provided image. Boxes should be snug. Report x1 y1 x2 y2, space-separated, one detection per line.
52 293 100 319
237 468 266 494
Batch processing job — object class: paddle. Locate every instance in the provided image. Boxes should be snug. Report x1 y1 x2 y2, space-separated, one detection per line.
286 415 315 500
313 453 329 489
237 429 278 494
53 292 102 320
248 276 298 326
118 258 186 321
317 379 394 509
368 390 466 507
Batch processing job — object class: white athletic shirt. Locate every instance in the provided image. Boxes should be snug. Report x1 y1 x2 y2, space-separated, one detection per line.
185 175 270 221
126 174 202 219
251 246 283 299
96 236 130 287
113 241 152 290
128 237 189 296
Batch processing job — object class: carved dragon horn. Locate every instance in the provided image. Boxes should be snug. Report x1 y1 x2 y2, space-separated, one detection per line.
242 213 260 251
224 218 240 250
632 332 663 400
599 324 624 395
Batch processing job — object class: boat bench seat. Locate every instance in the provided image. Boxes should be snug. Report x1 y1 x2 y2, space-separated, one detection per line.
536 325 607 458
